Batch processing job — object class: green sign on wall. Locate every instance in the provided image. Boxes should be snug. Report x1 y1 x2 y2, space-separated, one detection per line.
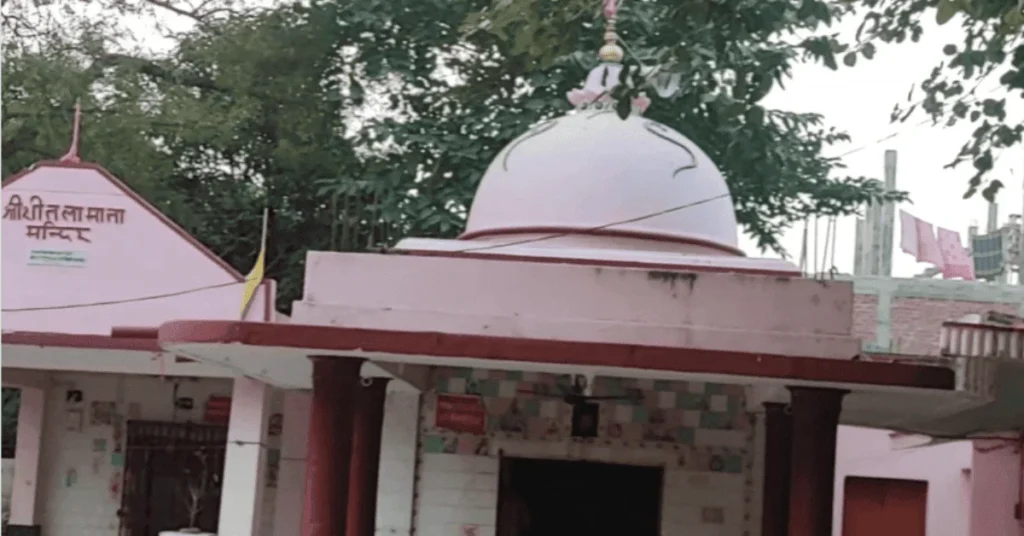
28 249 88 267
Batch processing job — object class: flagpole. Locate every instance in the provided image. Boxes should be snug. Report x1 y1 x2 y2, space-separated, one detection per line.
260 206 269 254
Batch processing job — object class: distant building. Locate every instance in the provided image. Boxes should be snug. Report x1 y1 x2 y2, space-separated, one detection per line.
836 224 1024 535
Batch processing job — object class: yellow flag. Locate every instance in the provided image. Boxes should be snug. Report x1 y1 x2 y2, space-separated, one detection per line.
240 207 269 318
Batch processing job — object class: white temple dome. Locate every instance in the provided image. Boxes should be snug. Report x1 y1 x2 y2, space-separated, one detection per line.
462 100 742 256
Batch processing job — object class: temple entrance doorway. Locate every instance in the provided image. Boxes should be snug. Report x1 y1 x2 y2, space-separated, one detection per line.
496 456 663 536
118 421 227 536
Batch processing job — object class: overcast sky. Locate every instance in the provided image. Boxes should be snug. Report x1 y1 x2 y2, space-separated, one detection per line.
749 17 1022 279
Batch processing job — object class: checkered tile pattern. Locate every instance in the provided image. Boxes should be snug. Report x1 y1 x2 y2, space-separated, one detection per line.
422 368 749 474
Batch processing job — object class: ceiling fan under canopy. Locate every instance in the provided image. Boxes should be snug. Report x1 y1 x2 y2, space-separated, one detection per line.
517 374 644 407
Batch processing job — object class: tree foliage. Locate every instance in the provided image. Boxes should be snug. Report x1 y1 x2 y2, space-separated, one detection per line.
3 0 919 313
478 0 1023 202
855 0 1023 201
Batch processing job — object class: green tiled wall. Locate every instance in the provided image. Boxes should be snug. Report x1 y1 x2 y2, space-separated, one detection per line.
420 368 752 475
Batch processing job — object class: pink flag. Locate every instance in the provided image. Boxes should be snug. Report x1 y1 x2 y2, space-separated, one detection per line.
937 227 975 280
899 210 944 265
899 210 919 255
916 219 944 266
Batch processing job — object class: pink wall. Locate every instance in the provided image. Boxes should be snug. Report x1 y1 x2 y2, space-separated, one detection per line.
835 434 1023 536
2 164 270 335
835 280 1024 536
970 439 1023 536
833 426 973 536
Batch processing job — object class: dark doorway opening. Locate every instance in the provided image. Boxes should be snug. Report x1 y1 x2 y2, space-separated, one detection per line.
496 457 663 536
118 421 228 536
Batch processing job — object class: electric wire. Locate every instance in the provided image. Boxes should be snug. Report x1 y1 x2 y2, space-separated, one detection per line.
831 84 1008 159
1 277 260 312
4 85 1011 311
449 193 733 253
4 194 733 312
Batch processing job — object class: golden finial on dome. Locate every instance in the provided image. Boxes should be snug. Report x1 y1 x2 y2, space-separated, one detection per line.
599 0 624 63
566 0 649 114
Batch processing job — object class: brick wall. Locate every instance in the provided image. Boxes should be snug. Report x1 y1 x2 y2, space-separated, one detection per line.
889 298 1019 355
408 368 758 536
851 294 877 344
37 372 237 536
847 276 1024 354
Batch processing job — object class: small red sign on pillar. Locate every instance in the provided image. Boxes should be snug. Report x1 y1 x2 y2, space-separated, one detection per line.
435 394 486 435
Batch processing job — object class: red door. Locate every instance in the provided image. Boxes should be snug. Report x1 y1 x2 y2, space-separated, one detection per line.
842 477 927 536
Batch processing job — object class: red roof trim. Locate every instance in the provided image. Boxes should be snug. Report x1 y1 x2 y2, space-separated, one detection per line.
3 330 197 362
2 330 162 352
3 160 244 281
157 320 956 390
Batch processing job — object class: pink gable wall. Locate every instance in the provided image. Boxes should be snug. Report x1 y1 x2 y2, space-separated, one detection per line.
2 163 271 335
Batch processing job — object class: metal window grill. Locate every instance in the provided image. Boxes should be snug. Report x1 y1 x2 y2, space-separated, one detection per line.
118 420 228 536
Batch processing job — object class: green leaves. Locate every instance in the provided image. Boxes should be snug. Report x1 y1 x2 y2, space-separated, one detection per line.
838 40 878 68
981 180 1004 202
861 42 876 60
17 0 987 277
801 36 840 70
859 0 1021 202
459 0 909 253
610 62 643 119
935 0 962 25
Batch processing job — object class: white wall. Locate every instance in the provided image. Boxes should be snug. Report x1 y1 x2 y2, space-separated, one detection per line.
36 372 238 536
411 440 752 536
259 389 284 536
377 391 420 536
833 426 973 536
27 371 761 536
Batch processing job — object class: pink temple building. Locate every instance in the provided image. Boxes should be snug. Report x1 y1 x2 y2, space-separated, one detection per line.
3 9 1023 536
1 157 278 536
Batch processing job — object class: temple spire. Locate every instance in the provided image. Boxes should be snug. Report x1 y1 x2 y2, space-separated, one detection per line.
599 0 624 63
566 0 649 113
58 100 83 164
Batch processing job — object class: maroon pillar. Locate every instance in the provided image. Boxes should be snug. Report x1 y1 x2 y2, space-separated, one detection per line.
302 356 364 536
786 387 847 536
346 378 390 536
761 402 793 536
